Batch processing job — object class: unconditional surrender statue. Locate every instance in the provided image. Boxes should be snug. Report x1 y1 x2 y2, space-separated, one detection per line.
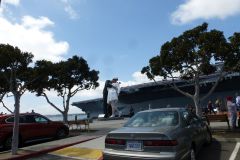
103 80 112 118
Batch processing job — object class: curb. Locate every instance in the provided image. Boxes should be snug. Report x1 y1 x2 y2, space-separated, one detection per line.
4 136 101 160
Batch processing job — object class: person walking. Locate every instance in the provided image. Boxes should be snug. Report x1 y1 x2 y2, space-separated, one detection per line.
107 78 121 118
226 96 237 129
215 98 221 113
103 80 112 118
236 93 240 110
207 100 215 114
129 106 134 117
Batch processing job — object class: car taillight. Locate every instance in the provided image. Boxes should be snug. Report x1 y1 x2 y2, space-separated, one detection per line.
105 138 126 145
143 140 178 146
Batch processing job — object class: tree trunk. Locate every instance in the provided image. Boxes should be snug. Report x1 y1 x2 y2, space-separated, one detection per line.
11 92 20 155
62 93 71 123
193 96 202 117
63 111 68 123
193 74 202 117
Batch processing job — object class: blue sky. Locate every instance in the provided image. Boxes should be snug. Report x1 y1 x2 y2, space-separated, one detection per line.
1 0 240 115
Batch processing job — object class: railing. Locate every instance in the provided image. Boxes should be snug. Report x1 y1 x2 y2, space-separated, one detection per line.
67 119 90 132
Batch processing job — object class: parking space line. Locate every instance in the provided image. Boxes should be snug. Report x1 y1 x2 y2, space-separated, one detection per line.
229 142 240 160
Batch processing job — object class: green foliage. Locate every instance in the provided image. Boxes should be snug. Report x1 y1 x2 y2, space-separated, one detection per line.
228 33 240 71
142 23 239 80
29 55 99 97
0 73 8 99
0 44 34 92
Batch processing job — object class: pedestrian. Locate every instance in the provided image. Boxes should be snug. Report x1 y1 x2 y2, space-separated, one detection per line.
215 98 221 113
236 93 240 110
226 96 237 129
207 100 215 114
103 80 112 118
107 78 121 118
129 106 134 117
187 104 194 113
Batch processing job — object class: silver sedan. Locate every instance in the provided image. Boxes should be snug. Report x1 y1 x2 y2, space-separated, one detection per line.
103 108 212 160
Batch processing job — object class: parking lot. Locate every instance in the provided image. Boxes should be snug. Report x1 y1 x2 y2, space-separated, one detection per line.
198 140 239 160
29 138 240 160
1 119 239 160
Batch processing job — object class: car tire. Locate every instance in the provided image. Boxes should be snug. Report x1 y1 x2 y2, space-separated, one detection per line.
56 128 67 139
3 136 12 150
3 135 22 150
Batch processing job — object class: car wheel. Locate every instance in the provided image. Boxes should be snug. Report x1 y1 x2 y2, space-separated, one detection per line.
56 128 67 139
4 136 12 150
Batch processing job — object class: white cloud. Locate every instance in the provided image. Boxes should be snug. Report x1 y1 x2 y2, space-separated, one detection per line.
171 0 240 24
4 0 20 6
0 0 17 16
0 0 20 15
0 15 69 62
61 0 79 20
22 16 54 29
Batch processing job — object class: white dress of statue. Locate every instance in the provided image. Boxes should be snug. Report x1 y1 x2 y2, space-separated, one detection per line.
107 82 121 117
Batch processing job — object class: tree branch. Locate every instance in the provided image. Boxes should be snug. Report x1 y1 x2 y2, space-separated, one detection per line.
71 86 85 97
41 93 63 114
200 71 227 101
171 81 194 99
1 101 13 113
0 93 13 113
168 73 194 99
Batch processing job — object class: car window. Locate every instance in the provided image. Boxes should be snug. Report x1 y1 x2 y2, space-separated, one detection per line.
34 115 48 123
6 116 25 123
124 111 179 127
5 117 14 123
24 115 36 123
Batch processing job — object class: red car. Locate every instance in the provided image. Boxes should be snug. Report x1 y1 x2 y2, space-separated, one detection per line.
0 113 69 149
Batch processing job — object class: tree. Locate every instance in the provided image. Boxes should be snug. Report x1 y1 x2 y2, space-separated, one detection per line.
0 74 13 113
142 23 240 117
29 56 99 123
0 44 34 154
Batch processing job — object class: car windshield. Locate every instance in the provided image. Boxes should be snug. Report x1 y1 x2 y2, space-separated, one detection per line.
124 110 179 127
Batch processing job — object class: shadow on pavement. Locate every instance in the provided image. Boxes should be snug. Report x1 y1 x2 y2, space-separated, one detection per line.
197 139 222 160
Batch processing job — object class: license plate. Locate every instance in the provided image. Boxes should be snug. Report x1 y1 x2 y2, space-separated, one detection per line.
126 141 142 151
